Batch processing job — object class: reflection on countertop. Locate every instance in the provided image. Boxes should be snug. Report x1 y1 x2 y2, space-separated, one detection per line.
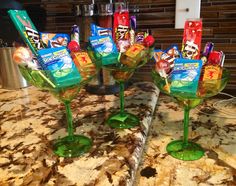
136 94 236 186
0 82 159 186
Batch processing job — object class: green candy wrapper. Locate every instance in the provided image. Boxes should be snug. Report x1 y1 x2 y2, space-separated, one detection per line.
8 10 45 55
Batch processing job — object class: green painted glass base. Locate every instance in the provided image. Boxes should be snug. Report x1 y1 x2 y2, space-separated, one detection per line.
166 140 204 161
53 135 92 158
106 112 140 129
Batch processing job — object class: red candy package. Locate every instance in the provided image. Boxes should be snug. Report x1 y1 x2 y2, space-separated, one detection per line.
113 9 130 52
181 19 202 60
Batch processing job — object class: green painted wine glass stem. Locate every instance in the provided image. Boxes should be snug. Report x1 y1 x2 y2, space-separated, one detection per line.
64 101 74 140
183 106 190 147
119 81 125 116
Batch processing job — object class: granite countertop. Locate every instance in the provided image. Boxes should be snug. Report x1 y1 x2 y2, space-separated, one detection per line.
0 82 159 186
1 82 236 186
136 94 236 186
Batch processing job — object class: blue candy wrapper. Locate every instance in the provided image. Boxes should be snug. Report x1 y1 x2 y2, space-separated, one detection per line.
89 35 119 65
170 58 203 96
40 33 70 48
38 47 81 88
90 24 112 37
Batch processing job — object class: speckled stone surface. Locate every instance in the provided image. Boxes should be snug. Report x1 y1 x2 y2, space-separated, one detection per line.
136 94 236 186
0 82 159 186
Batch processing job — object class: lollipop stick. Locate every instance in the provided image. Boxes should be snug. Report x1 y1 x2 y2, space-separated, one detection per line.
165 78 170 93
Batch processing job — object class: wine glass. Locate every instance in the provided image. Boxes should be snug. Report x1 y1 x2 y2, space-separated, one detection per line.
103 48 153 129
152 68 229 161
18 61 101 158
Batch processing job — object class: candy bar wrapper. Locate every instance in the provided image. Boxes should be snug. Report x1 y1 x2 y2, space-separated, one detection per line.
135 32 146 44
130 16 136 45
38 47 81 88
113 10 130 51
8 10 57 87
89 35 119 65
91 24 112 37
8 10 45 55
71 25 80 44
170 58 203 96
164 45 181 68
71 51 96 80
201 42 214 65
40 33 70 48
181 19 202 60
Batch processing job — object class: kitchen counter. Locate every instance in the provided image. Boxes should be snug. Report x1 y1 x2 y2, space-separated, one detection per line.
1 82 236 186
0 82 159 186
136 95 236 186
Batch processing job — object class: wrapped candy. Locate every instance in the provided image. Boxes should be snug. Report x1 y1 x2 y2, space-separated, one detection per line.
181 19 202 60
37 47 81 88
91 24 112 37
8 10 45 55
171 58 203 96
68 25 81 52
89 35 119 65
41 33 70 48
71 25 80 44
155 59 170 92
154 45 181 75
201 42 214 64
113 8 130 52
13 47 40 69
130 16 136 45
135 32 146 44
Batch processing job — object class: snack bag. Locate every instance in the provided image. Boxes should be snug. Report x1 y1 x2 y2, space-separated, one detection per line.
41 33 70 48
181 19 202 60
91 24 112 37
38 47 81 87
89 35 119 65
8 10 45 55
113 9 130 52
170 58 203 96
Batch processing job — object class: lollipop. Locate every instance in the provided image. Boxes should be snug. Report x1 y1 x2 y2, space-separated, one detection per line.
155 59 170 92
12 47 39 69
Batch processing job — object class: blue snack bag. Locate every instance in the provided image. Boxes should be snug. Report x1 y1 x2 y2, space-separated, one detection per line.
170 58 203 96
90 24 112 37
38 47 81 88
40 33 70 48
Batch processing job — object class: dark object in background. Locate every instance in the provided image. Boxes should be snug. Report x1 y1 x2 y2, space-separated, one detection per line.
25 5 46 32
0 1 46 47
0 0 23 47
